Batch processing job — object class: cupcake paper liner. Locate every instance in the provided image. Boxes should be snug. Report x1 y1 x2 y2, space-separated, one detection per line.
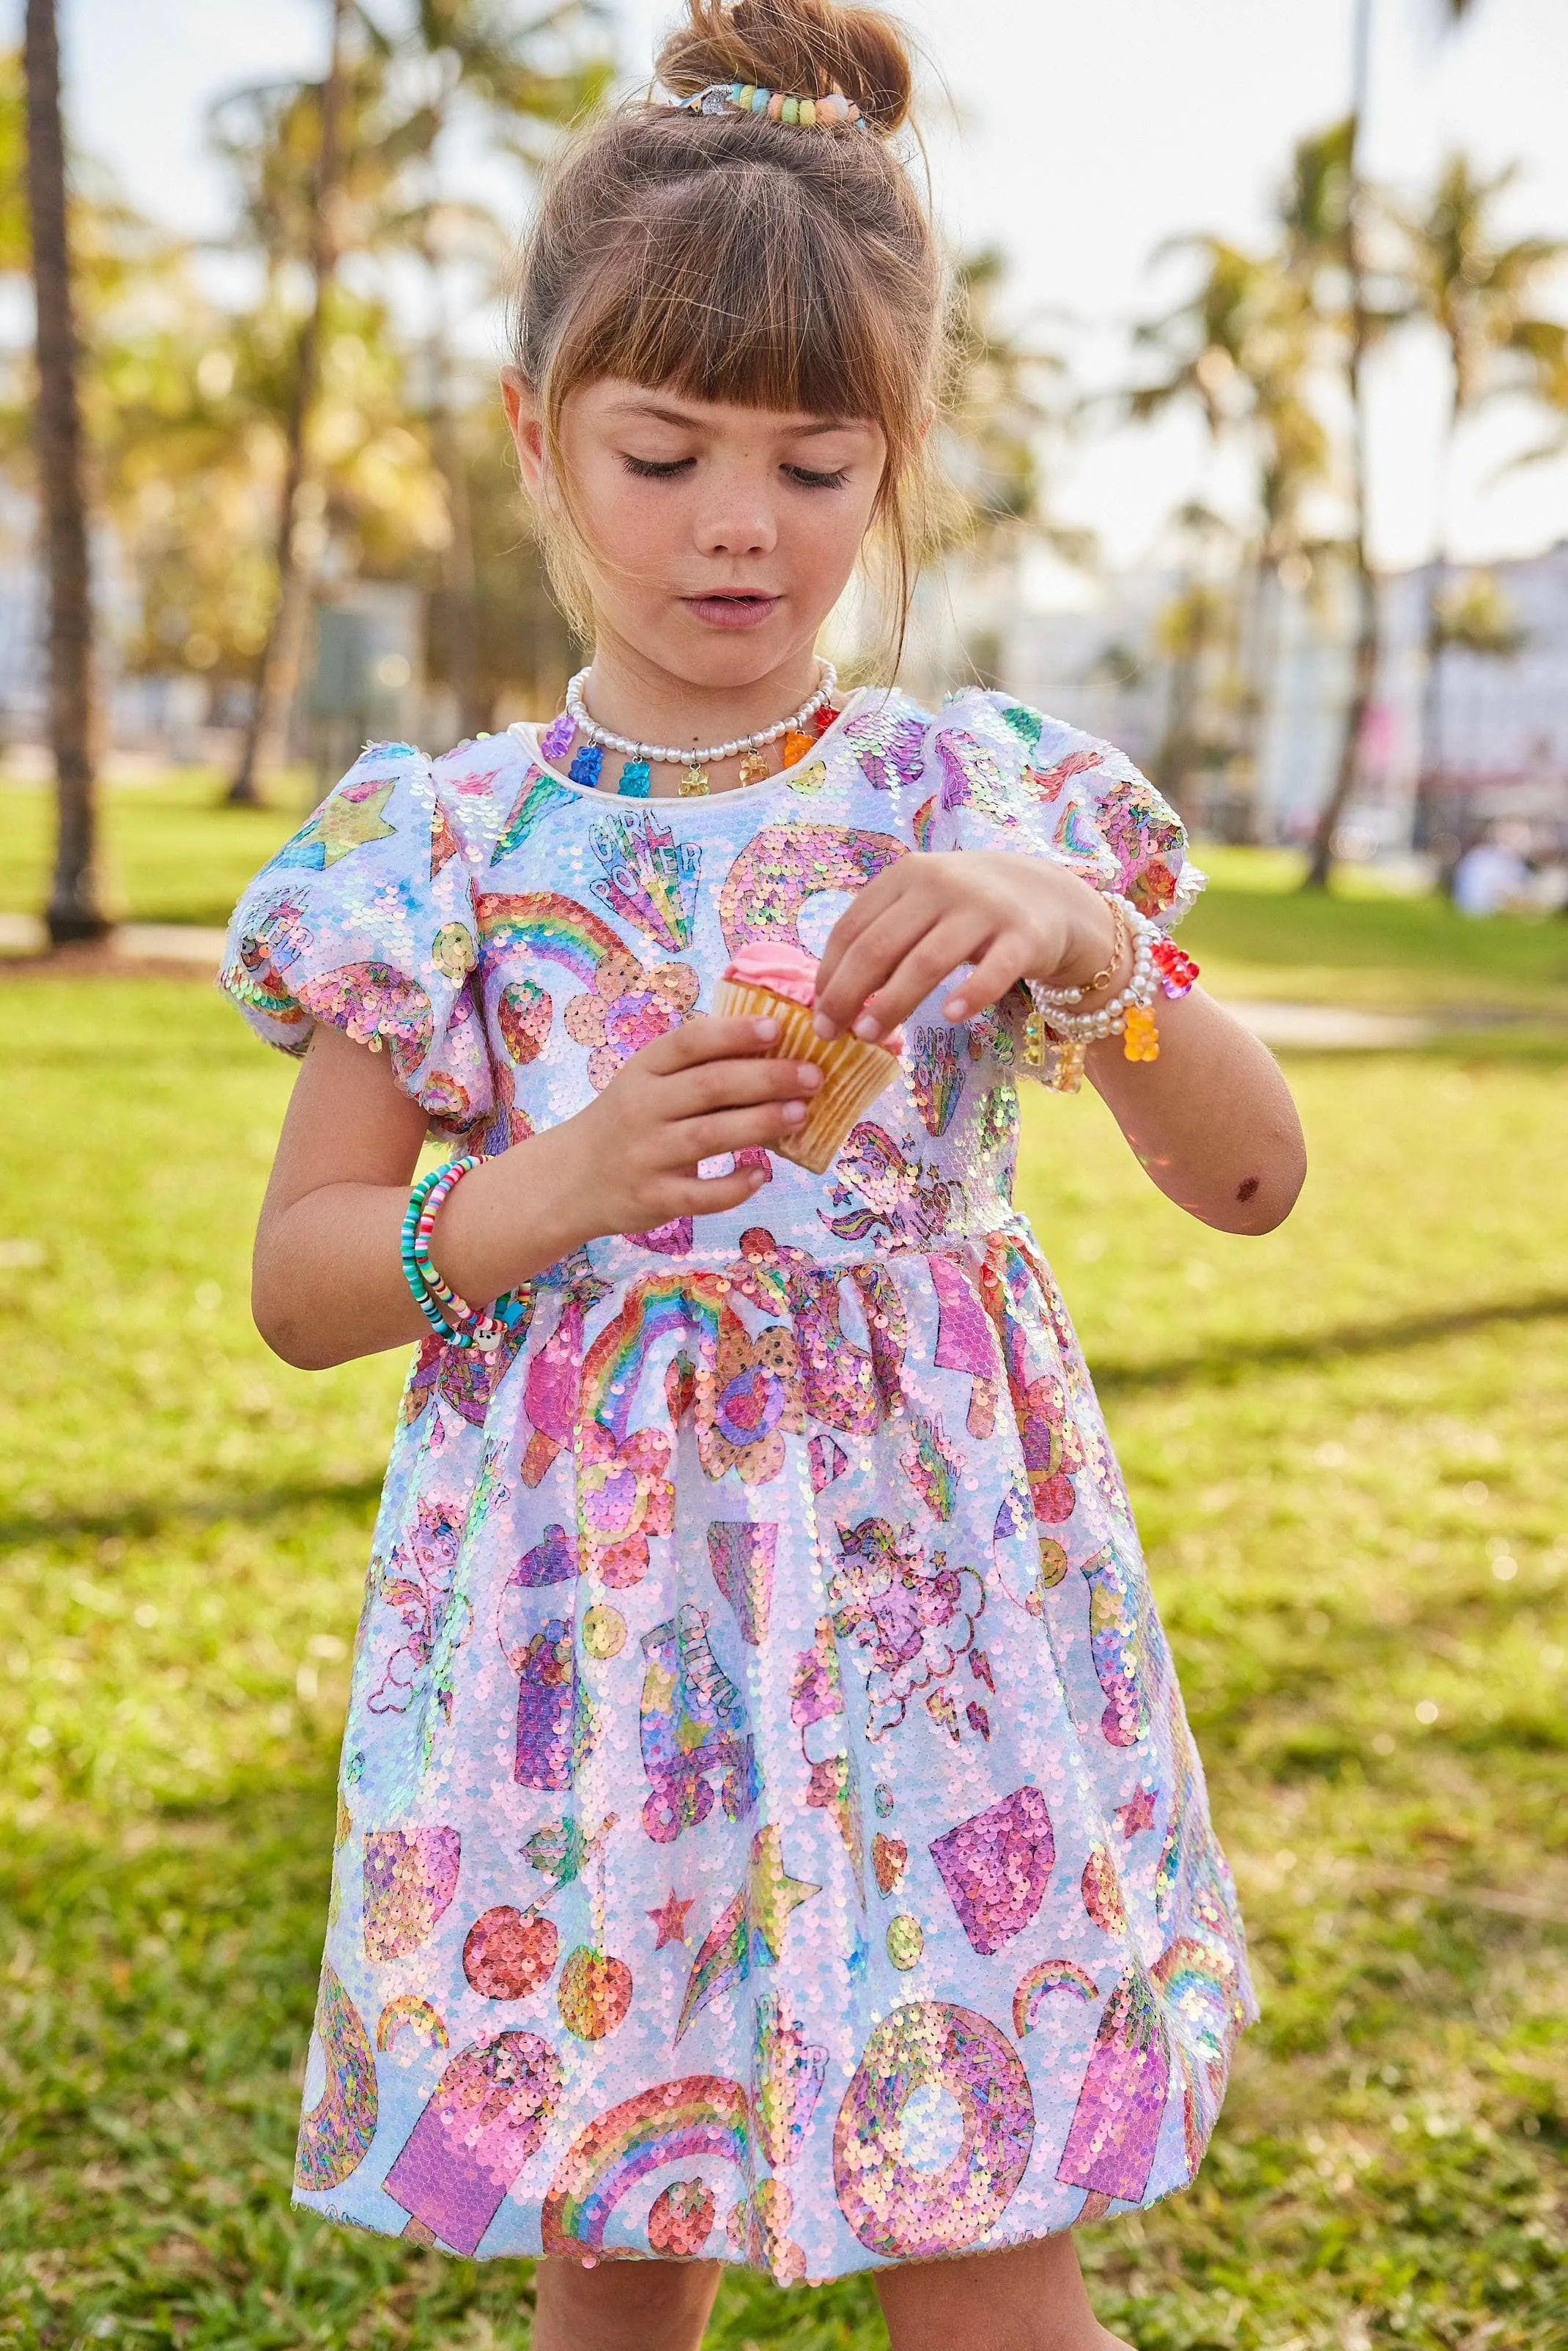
712 978 901 1175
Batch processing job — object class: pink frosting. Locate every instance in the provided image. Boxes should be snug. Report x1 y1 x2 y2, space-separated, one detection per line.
725 941 819 1008
723 941 903 1052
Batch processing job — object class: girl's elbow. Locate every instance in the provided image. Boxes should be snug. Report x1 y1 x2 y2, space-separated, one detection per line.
252 1274 342 1372
1228 1135 1308 1236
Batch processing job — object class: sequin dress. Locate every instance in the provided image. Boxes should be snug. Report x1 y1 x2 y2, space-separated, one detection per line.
221 685 1256 2283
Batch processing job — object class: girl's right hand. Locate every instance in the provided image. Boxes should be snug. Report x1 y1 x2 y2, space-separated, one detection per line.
251 1016 821 1373
551 1015 821 1242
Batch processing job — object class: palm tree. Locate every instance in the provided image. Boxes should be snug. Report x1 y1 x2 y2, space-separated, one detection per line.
226 0 353 806
385 1 611 738
222 1 607 785
1129 226 1325 816
1304 0 1483 890
23 0 106 940
1398 152 1563 789
1508 314 1568 460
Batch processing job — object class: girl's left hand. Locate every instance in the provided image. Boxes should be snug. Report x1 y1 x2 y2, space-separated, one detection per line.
812 852 1117 1044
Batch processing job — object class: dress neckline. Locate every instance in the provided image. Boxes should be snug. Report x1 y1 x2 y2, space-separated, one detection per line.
506 687 892 814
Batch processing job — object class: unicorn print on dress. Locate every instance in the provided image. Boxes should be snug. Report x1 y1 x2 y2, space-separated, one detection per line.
828 1518 984 1741
368 1501 472 1720
821 1124 958 1249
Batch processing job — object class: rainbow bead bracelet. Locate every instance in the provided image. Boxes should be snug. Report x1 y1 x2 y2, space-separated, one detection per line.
401 1157 511 1353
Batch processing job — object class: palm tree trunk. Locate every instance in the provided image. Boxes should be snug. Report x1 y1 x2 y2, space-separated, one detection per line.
1235 547 1275 837
1305 0 1378 892
228 0 351 806
24 0 106 942
1156 644 1202 823
426 292 483 739
1417 403 1459 809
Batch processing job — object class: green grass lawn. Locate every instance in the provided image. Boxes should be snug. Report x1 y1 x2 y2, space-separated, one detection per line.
0 970 1564 2351
6 772 1568 1025
1186 849 1568 1022
0 775 308 931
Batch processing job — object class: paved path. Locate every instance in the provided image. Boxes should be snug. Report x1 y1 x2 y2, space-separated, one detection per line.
0 914 229 966
1223 999 1438 1049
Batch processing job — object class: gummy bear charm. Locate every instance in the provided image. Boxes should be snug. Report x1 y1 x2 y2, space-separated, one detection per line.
1123 1005 1159 1063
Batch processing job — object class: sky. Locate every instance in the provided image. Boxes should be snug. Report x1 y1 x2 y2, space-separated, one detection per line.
61 0 1568 587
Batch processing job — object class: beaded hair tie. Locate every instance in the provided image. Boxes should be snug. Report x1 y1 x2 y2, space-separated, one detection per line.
671 81 869 130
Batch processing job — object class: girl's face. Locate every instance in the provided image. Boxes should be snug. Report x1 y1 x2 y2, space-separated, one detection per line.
504 374 886 687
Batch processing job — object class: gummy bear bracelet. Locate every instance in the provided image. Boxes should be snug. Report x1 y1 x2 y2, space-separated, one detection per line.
1024 897 1199 1093
400 1158 510 1353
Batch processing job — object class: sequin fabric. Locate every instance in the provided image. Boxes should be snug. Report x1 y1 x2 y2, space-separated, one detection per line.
221 687 1252 2281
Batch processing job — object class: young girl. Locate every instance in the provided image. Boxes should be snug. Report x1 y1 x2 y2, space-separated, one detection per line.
223 5 1305 2344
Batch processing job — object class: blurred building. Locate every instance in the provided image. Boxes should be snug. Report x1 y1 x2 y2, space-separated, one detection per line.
304 582 431 783
1404 543 1568 855
1005 540 1568 857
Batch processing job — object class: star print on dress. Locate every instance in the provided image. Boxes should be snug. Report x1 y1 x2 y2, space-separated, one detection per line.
748 1823 821 1960
648 1890 696 1949
277 776 399 869
675 1826 821 2041
1115 1785 1158 1840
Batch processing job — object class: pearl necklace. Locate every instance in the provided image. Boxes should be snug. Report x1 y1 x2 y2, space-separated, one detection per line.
563 662 836 796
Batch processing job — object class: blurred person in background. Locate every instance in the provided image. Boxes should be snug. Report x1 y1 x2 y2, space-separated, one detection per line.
1451 821 1534 916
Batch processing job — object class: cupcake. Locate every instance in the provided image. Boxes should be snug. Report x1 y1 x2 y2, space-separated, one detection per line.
713 942 902 1175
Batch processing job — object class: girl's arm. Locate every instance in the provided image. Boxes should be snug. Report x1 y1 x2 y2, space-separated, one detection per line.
811 851 1306 1236
253 1015 821 1370
1077 987 1305 1233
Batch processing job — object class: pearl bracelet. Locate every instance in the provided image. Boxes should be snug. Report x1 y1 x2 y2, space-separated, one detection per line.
1022 897 1200 1092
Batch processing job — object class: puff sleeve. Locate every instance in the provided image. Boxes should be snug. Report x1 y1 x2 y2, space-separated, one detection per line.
920 689 1204 926
218 741 494 1144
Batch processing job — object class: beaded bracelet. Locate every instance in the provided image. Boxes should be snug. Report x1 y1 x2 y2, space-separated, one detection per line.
1023 898 1200 1093
400 1159 510 1353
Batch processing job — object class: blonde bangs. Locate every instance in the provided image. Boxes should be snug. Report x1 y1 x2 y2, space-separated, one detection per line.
545 168 923 449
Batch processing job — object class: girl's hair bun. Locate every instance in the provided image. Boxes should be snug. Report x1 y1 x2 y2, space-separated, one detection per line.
655 0 915 137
